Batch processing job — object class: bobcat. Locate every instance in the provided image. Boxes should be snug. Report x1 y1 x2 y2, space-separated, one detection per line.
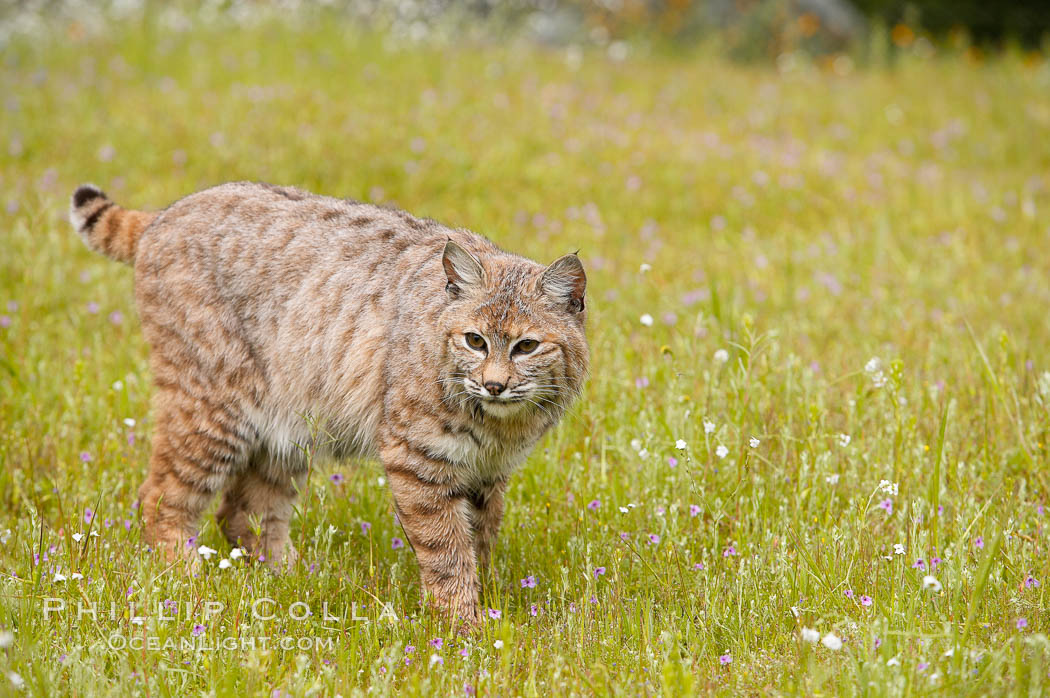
69 181 588 626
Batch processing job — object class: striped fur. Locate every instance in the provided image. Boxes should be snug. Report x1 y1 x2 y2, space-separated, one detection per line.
69 181 588 627
70 185 158 264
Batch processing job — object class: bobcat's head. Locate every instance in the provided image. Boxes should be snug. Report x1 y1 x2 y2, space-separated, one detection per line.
439 240 588 420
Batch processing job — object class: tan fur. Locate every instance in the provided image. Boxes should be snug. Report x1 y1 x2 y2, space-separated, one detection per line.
69 181 589 626
70 185 157 263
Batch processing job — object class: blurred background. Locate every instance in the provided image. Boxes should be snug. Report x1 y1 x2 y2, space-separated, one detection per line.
2 0 1049 63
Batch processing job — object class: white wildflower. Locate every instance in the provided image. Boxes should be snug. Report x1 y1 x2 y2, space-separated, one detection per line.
887 657 900 666
638 449 649 459
826 474 840 485
703 420 716 434
639 263 651 273
123 418 136 427
71 533 83 542
218 559 232 570
821 633 843 650
640 314 654 327
53 572 67 582
0 631 12 648
197 545 218 559
429 653 442 667
0 529 10 544
8 672 23 689
713 349 729 363
864 357 888 388
893 543 906 555
675 439 687 450
749 437 760 448
630 438 643 452
715 445 729 459
922 575 942 592
377 476 386 487
70 572 83 580
618 507 629 514
111 380 123 391
878 479 899 496
494 640 504 649
801 627 820 643
229 547 246 559
838 434 851 447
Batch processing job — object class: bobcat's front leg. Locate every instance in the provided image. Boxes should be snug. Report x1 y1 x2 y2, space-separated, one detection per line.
472 479 507 571
380 438 480 627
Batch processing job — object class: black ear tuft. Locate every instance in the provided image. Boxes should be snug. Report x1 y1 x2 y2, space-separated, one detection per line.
540 253 586 313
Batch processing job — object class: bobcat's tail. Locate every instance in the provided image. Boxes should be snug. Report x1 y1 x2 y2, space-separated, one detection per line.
69 184 158 264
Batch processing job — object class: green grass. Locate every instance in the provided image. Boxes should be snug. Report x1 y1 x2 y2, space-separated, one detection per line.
2 12 1050 697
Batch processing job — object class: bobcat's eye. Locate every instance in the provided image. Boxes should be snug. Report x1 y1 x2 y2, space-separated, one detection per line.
465 332 487 352
514 339 539 355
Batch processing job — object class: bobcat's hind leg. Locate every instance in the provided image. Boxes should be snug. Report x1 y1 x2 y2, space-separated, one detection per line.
216 452 305 570
138 387 252 567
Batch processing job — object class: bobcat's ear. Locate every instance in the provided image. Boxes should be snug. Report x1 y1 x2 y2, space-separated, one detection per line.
540 253 586 313
442 240 485 298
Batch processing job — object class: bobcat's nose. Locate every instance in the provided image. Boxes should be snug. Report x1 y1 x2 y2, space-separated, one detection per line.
484 381 506 396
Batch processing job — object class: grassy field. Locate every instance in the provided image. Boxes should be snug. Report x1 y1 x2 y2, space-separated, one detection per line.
2 12 1050 696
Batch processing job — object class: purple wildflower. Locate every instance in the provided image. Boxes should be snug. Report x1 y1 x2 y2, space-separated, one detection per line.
108 310 123 326
860 595 873 607
974 536 984 549
391 537 404 550
723 545 737 557
930 557 942 569
192 624 205 637
1025 575 1040 589
878 498 893 515
530 604 539 617
635 377 649 388
329 473 345 485
693 562 704 570
521 575 537 588
80 452 92 463
84 508 94 524
619 532 629 541
689 504 700 517
917 662 929 672
844 589 854 598
87 301 100 314
1017 617 1028 630
360 521 371 534
488 608 501 620
719 653 732 665
912 559 925 571
594 566 606 579
587 499 601 511
647 534 660 545
405 645 415 654
429 637 443 649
